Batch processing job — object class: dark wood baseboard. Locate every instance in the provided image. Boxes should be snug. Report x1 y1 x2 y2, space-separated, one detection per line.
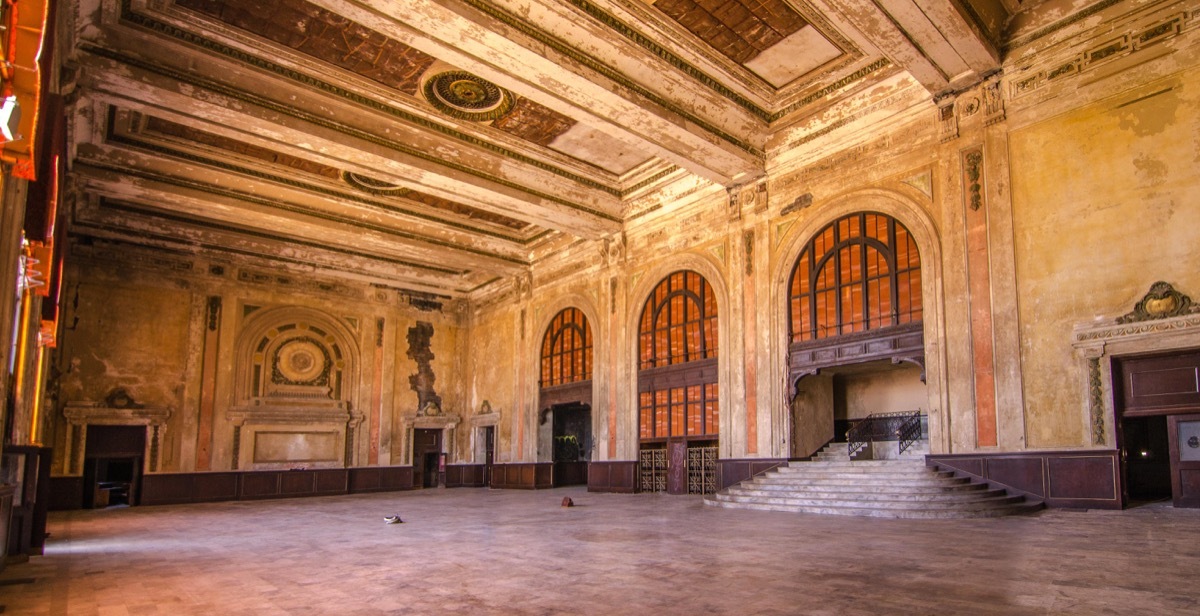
717 458 788 491
47 477 84 511
490 463 553 489
928 450 1121 509
553 461 588 486
587 461 637 493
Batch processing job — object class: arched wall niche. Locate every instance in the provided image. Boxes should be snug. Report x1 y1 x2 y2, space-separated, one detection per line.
228 305 365 470
625 252 733 461
769 188 950 455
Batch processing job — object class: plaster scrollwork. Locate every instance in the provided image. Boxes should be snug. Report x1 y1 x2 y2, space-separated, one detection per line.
726 178 767 220
1116 281 1198 324
601 232 626 267
937 99 958 142
963 149 985 211
513 270 533 301
1087 357 1106 445
982 75 1005 126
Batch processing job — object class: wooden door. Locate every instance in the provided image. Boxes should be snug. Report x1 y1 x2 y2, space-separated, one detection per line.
1167 414 1200 508
412 429 442 489
667 439 687 495
483 427 495 487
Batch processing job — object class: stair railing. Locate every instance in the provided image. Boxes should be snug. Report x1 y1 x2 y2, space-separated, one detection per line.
897 411 923 455
846 410 924 458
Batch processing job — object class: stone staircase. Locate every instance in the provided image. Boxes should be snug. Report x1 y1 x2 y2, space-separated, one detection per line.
705 443 1042 519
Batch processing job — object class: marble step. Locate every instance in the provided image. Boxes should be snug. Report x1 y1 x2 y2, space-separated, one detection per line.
706 454 1039 519
757 474 962 484
734 482 992 495
721 487 1014 504
704 498 1042 519
710 492 1026 511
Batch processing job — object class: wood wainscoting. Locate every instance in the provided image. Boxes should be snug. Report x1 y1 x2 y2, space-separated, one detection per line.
490 463 553 489
445 464 488 488
587 461 637 493
928 450 1120 509
113 466 417 507
716 458 788 491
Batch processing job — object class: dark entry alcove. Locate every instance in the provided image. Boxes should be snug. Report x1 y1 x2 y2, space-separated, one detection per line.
552 403 590 486
1121 416 1171 502
83 425 145 508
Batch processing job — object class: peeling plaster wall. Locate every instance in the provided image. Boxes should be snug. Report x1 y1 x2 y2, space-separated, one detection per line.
53 273 195 474
835 367 928 421
51 254 470 475
1009 67 1200 448
466 301 522 463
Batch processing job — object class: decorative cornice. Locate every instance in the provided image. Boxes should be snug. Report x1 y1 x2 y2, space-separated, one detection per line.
91 195 474 274
64 402 172 425
770 59 892 123
82 159 520 267
109 115 540 244
1005 0 1124 51
1073 314 1200 344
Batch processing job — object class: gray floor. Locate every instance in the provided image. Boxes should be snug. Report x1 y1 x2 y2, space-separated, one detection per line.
2 486 1198 615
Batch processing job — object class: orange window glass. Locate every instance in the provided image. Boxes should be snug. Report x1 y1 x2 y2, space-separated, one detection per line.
788 213 922 343
539 308 593 387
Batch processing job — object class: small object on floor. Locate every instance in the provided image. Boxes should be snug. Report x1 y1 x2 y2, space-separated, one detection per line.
384 515 403 524
561 497 574 508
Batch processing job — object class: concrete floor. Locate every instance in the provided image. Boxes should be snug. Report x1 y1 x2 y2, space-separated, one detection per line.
1 487 1198 615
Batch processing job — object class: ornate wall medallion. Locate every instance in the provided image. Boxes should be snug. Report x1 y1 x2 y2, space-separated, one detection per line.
273 337 331 385
423 71 514 121
1117 281 1198 323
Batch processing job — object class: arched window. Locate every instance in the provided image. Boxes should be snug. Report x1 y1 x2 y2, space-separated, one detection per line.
637 271 718 440
540 308 592 387
788 212 921 343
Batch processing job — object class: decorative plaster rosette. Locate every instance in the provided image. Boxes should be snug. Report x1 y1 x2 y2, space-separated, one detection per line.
422 71 514 121
340 171 409 195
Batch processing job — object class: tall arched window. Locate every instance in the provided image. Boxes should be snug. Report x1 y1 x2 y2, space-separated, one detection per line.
637 271 718 441
540 308 592 387
788 212 921 343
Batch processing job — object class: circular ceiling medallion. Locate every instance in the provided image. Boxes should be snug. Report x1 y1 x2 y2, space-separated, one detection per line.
275 338 329 384
423 71 514 121
341 171 409 195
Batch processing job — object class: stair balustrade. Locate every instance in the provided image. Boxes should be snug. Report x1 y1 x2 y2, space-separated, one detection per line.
846 410 924 458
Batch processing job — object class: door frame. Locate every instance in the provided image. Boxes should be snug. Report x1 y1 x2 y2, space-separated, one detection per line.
1167 413 1200 508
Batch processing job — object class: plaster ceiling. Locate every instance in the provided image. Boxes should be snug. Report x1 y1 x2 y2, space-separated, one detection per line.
63 0 1011 298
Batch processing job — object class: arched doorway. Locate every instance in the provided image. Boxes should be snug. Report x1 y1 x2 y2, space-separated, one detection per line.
538 307 593 486
637 271 719 494
786 212 927 458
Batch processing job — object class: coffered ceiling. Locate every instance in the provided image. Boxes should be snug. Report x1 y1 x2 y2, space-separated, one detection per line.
63 0 1013 298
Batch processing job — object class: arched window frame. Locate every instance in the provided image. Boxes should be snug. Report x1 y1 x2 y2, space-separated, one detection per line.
539 307 592 388
637 270 719 441
788 212 922 344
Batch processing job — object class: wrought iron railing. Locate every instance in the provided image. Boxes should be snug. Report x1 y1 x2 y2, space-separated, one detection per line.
846 410 924 458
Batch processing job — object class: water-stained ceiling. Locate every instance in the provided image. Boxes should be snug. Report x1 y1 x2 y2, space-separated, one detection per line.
63 0 1010 298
